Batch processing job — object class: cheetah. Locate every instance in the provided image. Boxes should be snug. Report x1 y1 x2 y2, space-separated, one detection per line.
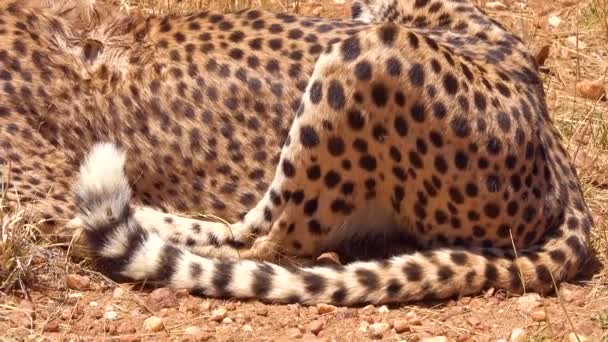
2 0 592 305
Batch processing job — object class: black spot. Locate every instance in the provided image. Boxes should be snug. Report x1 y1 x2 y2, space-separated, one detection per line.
394 115 408 136
403 262 422 281
356 269 379 290
348 109 365 130
300 125 319 148
355 61 372 81
252 263 275 297
282 159 296 177
450 252 468 265
303 272 326 294
309 80 323 104
304 198 318 216
451 116 471 138
359 155 377 171
535 265 552 284
386 279 403 297
379 24 398 46
371 83 389 107
483 203 500 218
484 263 498 283
324 171 341 188
409 63 425 87
437 266 454 281
386 57 402 76
341 36 361 61
327 80 346 110
410 103 425 122
443 73 459 95
212 260 234 297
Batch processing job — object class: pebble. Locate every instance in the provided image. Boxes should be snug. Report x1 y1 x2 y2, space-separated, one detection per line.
316 303 337 314
112 287 125 299
360 305 376 314
393 319 410 333
422 337 448 342
368 323 390 339
222 317 233 324
66 274 91 290
104 310 118 321
510 328 526 342
146 288 178 311
405 311 422 325
211 308 227 322
242 325 254 334
530 309 546 322
517 293 541 313
548 15 562 28
9 300 35 328
184 326 202 335
378 305 390 314
568 333 590 342
117 321 136 334
576 80 606 101
143 316 164 332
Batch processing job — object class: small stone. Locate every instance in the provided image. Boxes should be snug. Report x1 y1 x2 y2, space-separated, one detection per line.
510 328 526 342
517 293 541 313
368 323 390 339
360 304 376 314
105 310 118 321
405 311 422 325
184 326 202 335
378 305 390 314
486 1 507 10
576 80 606 101
308 320 324 335
256 307 269 316
9 300 34 328
316 303 337 314
117 321 136 334
242 325 254 334
211 308 227 322
530 309 546 322
222 317 233 324
143 316 164 332
66 274 91 290
43 320 60 332
146 288 178 311
548 15 561 28
89 301 98 307
568 333 591 342
358 321 369 333
393 319 410 333
422 337 448 342
286 327 302 338
112 287 125 299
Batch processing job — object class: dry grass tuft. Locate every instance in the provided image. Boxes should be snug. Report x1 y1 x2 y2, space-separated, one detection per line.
0 184 44 294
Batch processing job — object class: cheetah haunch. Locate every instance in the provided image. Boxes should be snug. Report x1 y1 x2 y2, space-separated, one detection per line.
74 0 592 305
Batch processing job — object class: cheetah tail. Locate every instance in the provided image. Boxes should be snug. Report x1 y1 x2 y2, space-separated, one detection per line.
74 143 590 305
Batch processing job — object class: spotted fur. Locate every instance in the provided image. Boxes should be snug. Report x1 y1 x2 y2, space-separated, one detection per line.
0 0 592 305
